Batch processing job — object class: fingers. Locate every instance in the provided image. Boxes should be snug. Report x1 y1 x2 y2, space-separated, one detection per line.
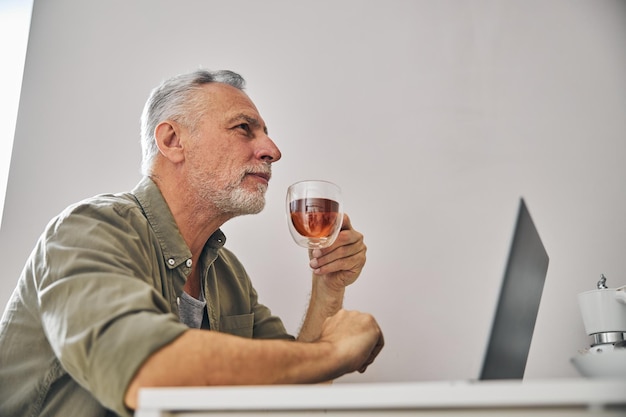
359 331 385 373
309 214 366 274
355 313 384 374
340 213 352 231
309 214 357 258
309 239 366 275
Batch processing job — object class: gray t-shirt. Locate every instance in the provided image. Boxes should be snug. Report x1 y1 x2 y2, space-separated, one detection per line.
178 290 208 329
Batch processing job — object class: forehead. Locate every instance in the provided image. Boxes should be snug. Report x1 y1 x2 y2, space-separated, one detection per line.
198 83 260 119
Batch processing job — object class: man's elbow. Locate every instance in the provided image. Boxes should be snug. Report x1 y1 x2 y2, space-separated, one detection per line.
124 378 140 410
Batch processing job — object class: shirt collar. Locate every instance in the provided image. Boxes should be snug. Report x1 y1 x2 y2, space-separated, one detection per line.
131 176 226 269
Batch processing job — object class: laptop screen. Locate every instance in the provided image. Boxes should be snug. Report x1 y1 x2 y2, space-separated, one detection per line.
479 198 549 380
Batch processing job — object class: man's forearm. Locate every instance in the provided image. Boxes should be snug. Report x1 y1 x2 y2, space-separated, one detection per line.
125 329 340 409
297 274 345 342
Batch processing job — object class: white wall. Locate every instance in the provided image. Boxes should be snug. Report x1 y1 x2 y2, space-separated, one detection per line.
1 0 625 383
0 0 33 227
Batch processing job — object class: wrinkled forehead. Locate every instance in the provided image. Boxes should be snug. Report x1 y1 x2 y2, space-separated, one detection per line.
200 82 256 111
199 83 266 127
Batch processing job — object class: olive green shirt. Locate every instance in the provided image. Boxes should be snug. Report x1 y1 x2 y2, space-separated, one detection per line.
0 177 293 417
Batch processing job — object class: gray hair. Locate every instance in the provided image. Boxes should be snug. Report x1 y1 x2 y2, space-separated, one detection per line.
140 69 246 175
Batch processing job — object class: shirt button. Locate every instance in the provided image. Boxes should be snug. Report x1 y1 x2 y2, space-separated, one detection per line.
168 258 175 266
186 259 193 268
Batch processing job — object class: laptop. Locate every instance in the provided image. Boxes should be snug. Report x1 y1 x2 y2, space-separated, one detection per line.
478 198 550 380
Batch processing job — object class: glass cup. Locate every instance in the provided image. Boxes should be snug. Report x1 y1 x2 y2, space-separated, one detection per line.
286 180 344 249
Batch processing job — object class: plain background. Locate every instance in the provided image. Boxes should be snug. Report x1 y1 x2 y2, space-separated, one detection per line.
1 0 625 384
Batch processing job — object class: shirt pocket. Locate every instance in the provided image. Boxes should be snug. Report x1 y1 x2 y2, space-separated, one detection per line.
219 313 254 338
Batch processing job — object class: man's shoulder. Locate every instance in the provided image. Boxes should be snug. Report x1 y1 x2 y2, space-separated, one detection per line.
60 191 142 220
40 191 148 242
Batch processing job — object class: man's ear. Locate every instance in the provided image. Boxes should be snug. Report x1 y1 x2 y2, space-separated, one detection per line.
155 121 185 164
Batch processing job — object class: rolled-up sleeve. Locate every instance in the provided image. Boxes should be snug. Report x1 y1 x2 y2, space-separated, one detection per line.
36 199 188 416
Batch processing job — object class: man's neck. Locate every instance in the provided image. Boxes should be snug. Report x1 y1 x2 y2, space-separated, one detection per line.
150 173 231 257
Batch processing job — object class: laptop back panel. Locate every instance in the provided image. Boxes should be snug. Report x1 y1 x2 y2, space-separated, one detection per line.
479 198 549 380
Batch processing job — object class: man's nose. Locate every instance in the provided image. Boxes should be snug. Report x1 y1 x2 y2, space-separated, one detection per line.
258 136 282 163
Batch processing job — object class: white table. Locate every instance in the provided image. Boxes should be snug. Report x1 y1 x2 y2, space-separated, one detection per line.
136 378 626 416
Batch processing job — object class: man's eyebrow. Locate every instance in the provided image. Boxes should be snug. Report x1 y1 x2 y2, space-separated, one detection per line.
230 113 269 135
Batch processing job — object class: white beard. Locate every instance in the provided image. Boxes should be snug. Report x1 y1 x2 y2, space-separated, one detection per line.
213 179 267 215
188 164 270 217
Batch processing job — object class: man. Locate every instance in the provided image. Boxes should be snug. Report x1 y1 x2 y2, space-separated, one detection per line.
0 69 384 417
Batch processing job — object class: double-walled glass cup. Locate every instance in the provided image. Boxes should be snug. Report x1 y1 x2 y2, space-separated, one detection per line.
286 180 343 249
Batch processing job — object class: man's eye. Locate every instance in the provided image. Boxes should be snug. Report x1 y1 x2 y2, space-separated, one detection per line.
237 123 251 133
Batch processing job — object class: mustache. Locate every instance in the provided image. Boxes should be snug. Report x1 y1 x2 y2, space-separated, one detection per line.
242 164 272 181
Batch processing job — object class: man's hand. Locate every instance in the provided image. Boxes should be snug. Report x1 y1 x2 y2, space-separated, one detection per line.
308 214 366 292
319 309 384 375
